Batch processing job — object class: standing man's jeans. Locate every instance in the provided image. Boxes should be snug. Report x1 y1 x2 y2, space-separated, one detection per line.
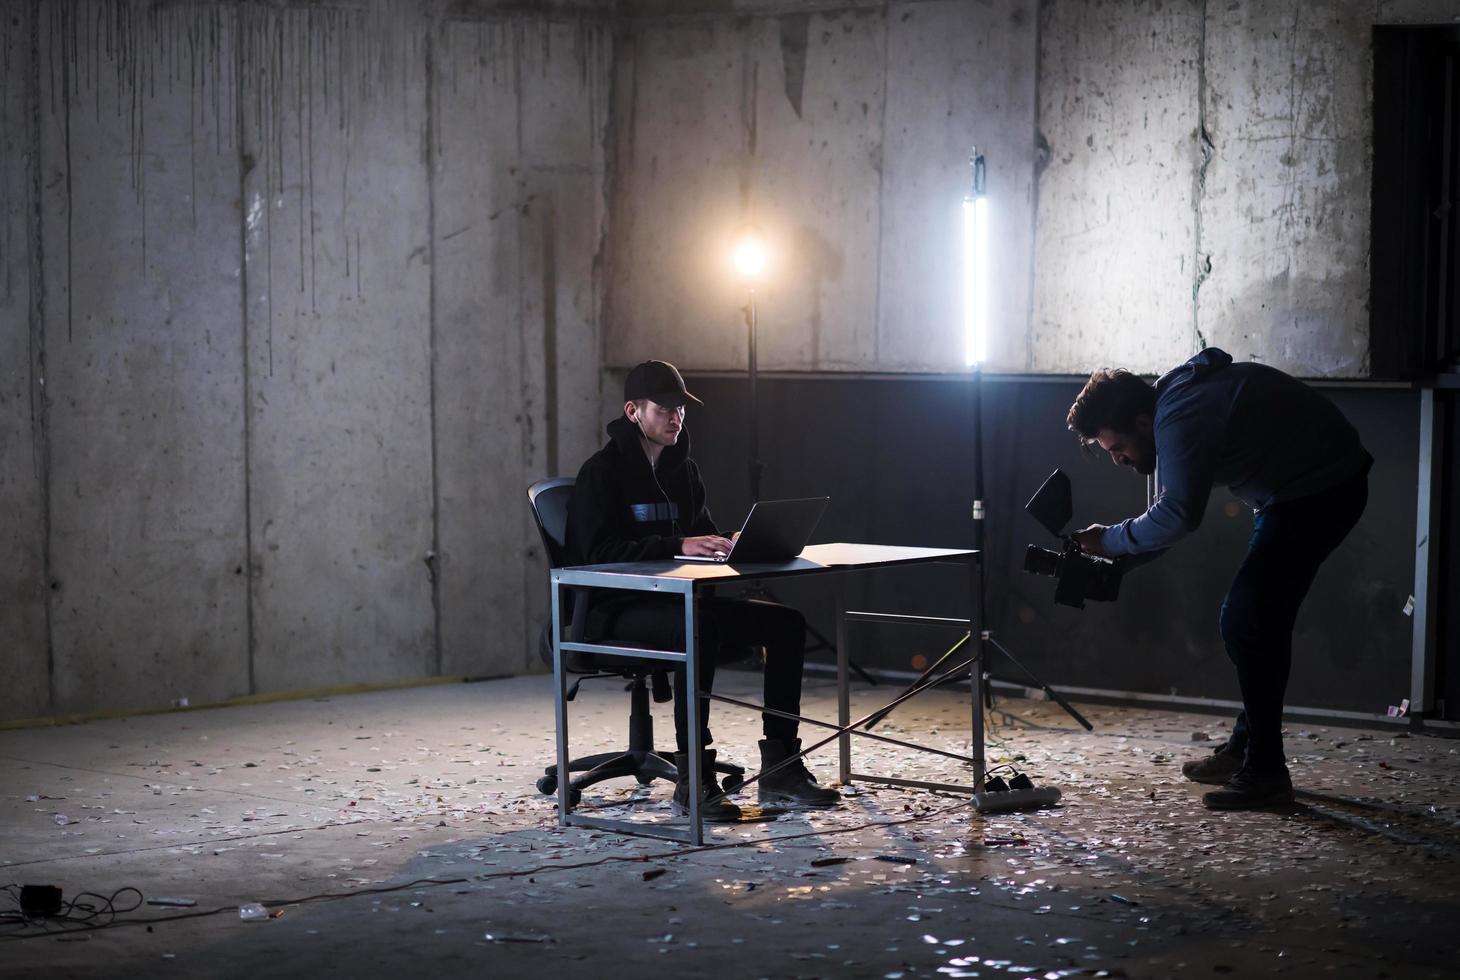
1218 462 1370 774
589 596 807 752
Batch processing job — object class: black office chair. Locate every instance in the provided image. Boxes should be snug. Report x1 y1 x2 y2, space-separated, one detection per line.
527 478 744 805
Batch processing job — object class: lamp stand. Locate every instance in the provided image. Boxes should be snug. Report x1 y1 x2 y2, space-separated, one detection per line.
747 290 763 501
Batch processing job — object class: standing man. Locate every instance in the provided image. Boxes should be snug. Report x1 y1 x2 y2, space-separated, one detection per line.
1066 348 1371 810
565 359 839 821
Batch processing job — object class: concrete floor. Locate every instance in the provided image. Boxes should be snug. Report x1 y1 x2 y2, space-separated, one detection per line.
2 672 1458 979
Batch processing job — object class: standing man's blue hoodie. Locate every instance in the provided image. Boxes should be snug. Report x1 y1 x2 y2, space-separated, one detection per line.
1099 349 1371 557
1068 348 1372 810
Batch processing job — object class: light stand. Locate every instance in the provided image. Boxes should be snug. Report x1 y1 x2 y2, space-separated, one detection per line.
744 287 764 501
733 231 768 503
732 230 875 686
862 149 1089 813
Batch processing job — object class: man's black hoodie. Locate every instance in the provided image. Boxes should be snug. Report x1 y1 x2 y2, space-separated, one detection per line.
565 416 720 567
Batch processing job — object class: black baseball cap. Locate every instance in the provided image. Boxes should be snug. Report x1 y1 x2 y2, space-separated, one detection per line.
624 359 703 407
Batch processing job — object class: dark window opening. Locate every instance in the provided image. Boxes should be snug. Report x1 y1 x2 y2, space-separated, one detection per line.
1371 26 1460 379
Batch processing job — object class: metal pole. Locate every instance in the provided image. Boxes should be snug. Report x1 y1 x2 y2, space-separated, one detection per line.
836 577 851 783
683 587 703 844
748 289 761 503
969 364 986 789
550 576 571 822
1411 387 1441 721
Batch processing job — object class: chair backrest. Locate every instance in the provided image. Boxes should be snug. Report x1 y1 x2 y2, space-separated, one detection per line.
527 476 664 682
528 477 589 670
527 477 575 570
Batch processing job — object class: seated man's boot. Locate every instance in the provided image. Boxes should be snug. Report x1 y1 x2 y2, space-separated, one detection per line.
673 750 741 822
758 738 841 808
1181 740 1244 785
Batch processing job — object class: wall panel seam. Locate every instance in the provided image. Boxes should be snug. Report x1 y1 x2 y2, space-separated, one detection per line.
27 0 55 714
235 7 257 696
872 4 890 365
426 29 444 677
1192 0 1211 353
1026 0 1043 373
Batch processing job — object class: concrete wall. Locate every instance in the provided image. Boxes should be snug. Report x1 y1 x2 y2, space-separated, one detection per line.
1 4 50 722
5 0 1451 722
1193 0 1373 376
609 0 1453 377
606 0 1038 372
1 1 610 721
1031 0 1204 373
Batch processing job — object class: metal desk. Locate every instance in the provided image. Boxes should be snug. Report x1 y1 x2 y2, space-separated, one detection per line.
550 542 981 844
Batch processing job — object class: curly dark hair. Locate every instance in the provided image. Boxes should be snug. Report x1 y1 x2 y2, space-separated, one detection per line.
1067 369 1156 446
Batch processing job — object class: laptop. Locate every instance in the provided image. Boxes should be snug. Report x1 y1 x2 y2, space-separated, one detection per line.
674 496 829 564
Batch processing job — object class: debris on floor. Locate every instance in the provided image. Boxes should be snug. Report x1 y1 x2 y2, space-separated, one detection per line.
2 673 1457 978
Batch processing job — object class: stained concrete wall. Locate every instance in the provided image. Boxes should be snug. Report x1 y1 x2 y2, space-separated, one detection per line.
1 1 609 721
1194 0 1373 376
37 3 252 715
5 0 1449 722
606 0 1038 372
610 0 1448 378
430 18 610 679
1030 0 1204 374
1035 0 1454 376
0 4 50 722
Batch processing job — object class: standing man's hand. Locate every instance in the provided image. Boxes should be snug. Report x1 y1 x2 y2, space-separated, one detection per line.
680 534 734 557
1073 525 1111 558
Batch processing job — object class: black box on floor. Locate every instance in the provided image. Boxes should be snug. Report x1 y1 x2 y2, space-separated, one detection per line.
20 885 63 917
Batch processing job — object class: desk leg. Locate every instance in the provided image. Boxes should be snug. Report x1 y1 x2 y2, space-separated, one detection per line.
969 556 985 791
836 576 851 785
551 577 571 823
683 589 703 846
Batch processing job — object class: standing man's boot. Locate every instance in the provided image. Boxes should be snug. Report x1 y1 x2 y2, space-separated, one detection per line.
1202 766 1295 810
673 749 741 822
1181 740 1244 785
758 738 841 807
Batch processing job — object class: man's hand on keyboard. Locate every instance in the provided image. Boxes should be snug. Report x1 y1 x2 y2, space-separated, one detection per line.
681 534 734 558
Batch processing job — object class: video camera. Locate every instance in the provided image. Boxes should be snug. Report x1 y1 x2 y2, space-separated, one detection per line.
1022 469 1124 609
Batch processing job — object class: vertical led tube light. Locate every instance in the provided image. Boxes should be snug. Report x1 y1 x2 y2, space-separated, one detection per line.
963 149 988 366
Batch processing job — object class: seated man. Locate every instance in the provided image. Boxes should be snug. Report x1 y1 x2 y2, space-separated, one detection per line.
565 359 839 821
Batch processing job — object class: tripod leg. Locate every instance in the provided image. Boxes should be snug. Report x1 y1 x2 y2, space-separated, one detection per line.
700 653 980 803
986 635 1093 731
862 632 971 730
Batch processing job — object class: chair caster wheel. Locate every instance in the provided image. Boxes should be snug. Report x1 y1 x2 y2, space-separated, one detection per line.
636 774 656 785
537 776 581 806
721 772 744 792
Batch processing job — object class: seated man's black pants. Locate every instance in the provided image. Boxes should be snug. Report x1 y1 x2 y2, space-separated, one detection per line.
1218 463 1369 774
589 596 806 751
